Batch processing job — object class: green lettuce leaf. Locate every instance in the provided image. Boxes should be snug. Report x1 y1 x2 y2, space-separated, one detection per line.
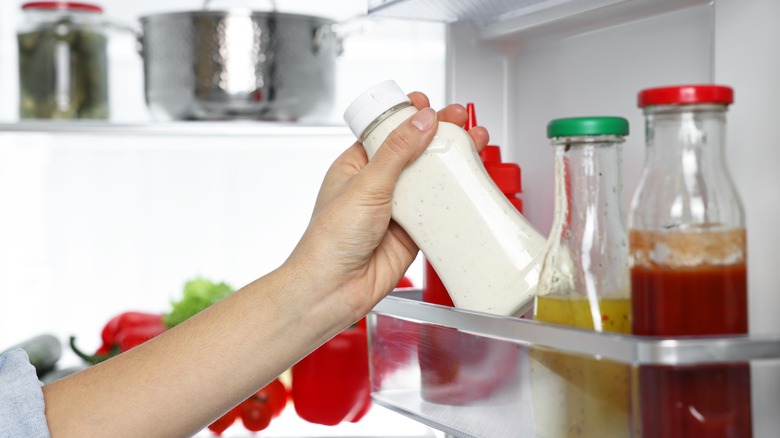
164 277 234 328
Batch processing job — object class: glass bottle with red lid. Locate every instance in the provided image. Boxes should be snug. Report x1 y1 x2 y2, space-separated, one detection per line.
18 1 109 119
629 84 751 437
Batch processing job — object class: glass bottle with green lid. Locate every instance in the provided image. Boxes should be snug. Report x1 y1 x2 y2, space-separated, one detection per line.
531 116 632 438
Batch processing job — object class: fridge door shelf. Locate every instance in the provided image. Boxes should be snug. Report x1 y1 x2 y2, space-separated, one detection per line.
367 293 780 437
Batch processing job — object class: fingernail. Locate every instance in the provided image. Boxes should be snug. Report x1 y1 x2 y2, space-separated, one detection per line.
411 108 436 132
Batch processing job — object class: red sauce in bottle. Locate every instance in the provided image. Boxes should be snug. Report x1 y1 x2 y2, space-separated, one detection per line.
631 235 752 438
631 263 748 336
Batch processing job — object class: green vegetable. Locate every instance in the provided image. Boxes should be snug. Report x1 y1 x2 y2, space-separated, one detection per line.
164 277 234 328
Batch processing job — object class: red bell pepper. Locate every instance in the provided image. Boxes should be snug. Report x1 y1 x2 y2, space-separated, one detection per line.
101 311 164 348
71 311 166 364
292 323 371 426
207 405 241 436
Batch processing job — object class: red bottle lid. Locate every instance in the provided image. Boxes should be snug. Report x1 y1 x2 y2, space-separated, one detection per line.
487 162 522 195
465 102 478 132
480 144 501 163
22 1 103 13
638 85 733 107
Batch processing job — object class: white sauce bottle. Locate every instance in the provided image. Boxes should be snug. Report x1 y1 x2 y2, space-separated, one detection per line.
343 80 546 316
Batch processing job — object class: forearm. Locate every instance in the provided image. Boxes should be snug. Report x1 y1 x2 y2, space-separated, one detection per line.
42 261 351 438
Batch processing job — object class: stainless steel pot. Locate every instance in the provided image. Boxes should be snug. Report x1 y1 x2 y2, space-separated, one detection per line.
139 9 341 121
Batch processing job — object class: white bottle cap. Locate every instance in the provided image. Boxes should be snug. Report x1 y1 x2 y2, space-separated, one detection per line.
343 80 411 138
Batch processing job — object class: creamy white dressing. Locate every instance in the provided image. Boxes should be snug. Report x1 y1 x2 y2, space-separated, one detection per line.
361 105 546 316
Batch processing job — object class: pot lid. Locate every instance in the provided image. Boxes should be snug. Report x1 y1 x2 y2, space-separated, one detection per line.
21 2 104 13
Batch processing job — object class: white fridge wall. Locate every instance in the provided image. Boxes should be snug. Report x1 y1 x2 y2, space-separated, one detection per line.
0 131 350 352
447 2 714 237
715 2 780 432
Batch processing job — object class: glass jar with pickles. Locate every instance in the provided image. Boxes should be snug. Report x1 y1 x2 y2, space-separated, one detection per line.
531 116 632 437
18 1 109 119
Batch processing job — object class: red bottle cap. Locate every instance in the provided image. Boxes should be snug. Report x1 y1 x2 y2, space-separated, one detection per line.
487 163 522 195
464 103 477 131
638 85 733 107
480 145 502 164
22 1 103 12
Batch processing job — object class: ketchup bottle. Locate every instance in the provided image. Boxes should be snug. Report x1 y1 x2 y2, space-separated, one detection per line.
629 85 751 437
421 103 524 308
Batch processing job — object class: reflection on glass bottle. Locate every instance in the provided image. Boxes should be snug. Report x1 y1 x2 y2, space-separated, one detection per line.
531 117 632 438
629 85 752 438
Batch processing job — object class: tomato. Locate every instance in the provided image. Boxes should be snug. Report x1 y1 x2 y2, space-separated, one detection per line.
241 397 273 432
207 405 239 436
260 378 288 418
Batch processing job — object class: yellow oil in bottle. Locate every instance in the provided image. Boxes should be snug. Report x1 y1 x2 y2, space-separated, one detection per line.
530 295 632 438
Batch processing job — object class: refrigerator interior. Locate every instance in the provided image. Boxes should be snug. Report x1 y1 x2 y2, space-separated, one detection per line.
2 0 780 435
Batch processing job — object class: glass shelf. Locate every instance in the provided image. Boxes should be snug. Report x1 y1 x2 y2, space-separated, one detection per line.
368 293 780 437
0 121 351 137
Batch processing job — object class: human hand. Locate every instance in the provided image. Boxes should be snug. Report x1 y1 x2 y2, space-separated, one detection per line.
286 92 490 324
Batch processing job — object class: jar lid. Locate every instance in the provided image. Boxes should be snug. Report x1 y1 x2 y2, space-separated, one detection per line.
638 85 733 107
21 2 103 13
547 116 629 138
343 80 411 139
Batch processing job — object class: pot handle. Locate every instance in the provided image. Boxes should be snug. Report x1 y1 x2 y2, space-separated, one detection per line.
100 19 144 56
312 24 343 56
321 17 376 57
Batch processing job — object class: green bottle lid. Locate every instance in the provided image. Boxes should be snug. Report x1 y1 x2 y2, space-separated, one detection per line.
546 116 629 138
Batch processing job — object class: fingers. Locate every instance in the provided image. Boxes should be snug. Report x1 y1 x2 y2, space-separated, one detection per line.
408 92 430 110
410 92 467 125
469 126 490 152
437 104 468 127
407 91 489 153
357 107 439 198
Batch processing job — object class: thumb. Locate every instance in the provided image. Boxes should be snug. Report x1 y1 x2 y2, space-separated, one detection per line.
359 107 438 196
